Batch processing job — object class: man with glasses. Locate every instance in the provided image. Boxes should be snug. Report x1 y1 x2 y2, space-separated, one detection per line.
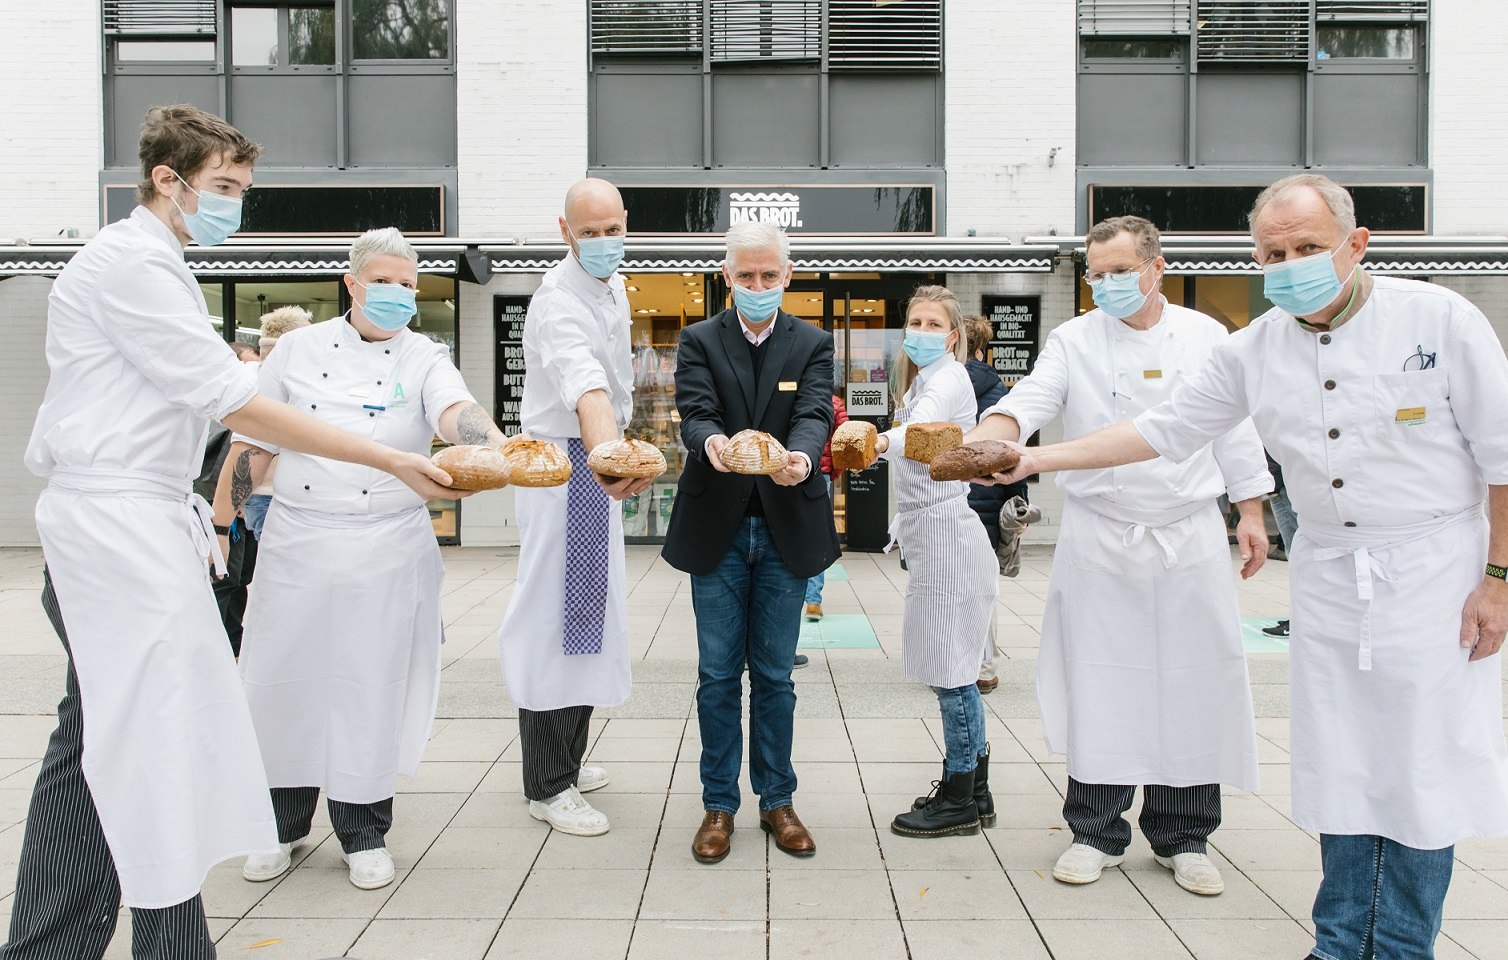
966 215 1272 896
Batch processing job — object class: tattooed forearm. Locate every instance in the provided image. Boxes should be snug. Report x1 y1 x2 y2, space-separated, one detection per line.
456 403 498 446
230 448 264 511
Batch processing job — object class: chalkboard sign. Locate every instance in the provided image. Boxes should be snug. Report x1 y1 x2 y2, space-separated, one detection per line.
843 420 892 552
982 294 1041 388
493 295 530 431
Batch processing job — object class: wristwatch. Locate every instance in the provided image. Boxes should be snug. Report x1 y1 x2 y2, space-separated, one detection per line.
213 523 234 536
1486 562 1507 582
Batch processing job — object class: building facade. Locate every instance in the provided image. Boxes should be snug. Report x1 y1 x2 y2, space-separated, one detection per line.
2 0 1506 547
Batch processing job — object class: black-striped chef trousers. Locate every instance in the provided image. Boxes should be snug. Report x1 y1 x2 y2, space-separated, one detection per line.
1064 776 1221 858
268 788 392 854
1 571 215 960
518 706 592 802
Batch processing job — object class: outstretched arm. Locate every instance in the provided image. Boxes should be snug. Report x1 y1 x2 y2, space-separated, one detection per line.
439 400 508 448
987 420 1158 485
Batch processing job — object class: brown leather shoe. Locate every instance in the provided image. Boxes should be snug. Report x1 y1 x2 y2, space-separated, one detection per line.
976 676 999 694
759 805 816 857
692 811 734 864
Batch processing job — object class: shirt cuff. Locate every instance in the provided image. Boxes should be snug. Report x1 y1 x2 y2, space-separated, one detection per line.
791 451 812 481
879 426 904 461
1227 474 1276 504
704 434 723 462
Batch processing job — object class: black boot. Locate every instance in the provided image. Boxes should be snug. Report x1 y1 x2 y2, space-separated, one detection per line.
912 745 994 827
892 768 979 838
974 745 995 828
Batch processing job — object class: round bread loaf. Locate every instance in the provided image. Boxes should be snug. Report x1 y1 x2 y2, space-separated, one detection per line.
904 421 964 464
500 437 572 487
927 440 1021 482
831 421 879 472
432 445 511 491
721 429 790 475
588 438 667 479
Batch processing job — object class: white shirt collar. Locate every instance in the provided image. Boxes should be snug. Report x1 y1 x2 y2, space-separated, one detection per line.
129 205 186 258
559 251 622 303
738 313 777 346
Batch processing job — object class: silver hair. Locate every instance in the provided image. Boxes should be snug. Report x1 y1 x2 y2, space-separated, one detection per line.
1248 174 1357 237
349 226 417 279
724 221 790 268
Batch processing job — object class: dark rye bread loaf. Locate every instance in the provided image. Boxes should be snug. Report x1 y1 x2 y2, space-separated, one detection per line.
927 440 1021 482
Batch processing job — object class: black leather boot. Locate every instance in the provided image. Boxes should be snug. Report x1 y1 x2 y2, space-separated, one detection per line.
912 745 994 827
892 768 979 838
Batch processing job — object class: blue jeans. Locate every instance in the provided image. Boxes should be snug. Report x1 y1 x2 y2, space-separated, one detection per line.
804 476 834 605
934 683 985 776
242 494 272 540
1312 834 1454 960
1271 486 1298 554
692 517 806 814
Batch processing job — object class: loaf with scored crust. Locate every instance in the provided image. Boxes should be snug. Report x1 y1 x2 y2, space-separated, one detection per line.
588 438 667 479
499 437 572 487
432 445 510 491
721 430 789 475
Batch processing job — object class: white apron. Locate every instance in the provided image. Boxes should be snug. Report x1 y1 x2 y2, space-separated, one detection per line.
1039 497 1260 791
1290 506 1508 849
240 501 444 803
889 456 998 690
36 469 277 909
499 433 632 712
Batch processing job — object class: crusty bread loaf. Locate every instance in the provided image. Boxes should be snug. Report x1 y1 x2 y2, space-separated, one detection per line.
588 438 667 479
499 437 572 487
904 421 963 464
721 429 790 475
432 445 511 491
928 441 1021 482
831 421 878 472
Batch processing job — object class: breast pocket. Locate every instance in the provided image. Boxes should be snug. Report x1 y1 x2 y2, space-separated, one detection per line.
1372 370 1449 442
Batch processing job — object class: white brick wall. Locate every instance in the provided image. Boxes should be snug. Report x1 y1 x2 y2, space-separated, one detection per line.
0 279 54 545
1430 1 1508 235
455 0 589 238
943 0 1077 239
0 1 103 242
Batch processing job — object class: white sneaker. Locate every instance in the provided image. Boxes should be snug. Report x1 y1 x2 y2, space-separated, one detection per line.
1052 842 1124 884
342 847 396 890
578 765 610 793
242 841 295 882
529 785 610 836
1155 851 1224 895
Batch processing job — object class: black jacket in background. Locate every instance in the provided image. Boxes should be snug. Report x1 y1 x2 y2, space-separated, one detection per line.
662 308 841 579
965 358 1028 549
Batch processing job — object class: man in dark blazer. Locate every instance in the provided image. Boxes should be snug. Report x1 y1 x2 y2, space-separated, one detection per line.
663 221 840 865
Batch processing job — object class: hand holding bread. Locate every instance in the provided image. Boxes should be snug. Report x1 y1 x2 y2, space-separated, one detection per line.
720 429 791 476
431 444 511 491
928 440 1022 482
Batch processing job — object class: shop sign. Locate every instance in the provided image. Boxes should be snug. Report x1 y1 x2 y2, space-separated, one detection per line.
729 191 804 229
493 295 530 431
620 185 935 235
846 381 889 416
982 294 1041 388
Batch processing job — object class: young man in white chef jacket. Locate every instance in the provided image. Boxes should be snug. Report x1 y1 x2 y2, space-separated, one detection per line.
6 105 455 960
974 216 1271 897
218 228 507 890
977 175 1508 960
497 179 651 836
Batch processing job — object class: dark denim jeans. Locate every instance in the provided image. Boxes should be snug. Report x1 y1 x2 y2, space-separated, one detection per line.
691 517 806 814
1312 833 1454 960
933 683 985 777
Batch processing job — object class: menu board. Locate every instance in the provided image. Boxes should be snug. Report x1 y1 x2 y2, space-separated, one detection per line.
981 294 1041 388
493 295 530 431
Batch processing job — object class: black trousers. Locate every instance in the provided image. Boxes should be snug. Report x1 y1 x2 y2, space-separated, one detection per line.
1 572 215 960
270 788 392 855
518 706 593 802
210 524 257 657
1064 776 1221 858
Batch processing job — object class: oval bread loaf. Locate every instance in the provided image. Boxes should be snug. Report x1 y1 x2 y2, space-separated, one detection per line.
500 437 572 487
830 421 879 472
927 441 1021 482
588 438 667 479
432 445 511 491
721 429 790 475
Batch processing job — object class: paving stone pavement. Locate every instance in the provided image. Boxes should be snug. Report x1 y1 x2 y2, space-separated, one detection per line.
0 544 1505 959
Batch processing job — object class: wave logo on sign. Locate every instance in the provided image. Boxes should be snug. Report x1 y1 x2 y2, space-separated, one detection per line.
729 192 803 229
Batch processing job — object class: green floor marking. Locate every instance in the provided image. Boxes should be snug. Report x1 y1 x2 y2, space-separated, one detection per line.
1242 617 1291 654
798 613 879 649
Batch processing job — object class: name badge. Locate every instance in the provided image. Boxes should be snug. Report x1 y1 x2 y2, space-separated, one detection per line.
778 381 798 392
347 387 371 400
1395 406 1427 425
1142 369 1163 380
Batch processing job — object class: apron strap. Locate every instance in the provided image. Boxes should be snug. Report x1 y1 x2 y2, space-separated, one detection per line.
1122 523 1180 569
188 493 227 578
1309 544 1399 671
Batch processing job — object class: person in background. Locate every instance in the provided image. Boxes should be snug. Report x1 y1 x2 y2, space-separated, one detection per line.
1262 449 1298 638
241 307 312 540
962 315 1027 693
803 386 849 626
231 340 259 363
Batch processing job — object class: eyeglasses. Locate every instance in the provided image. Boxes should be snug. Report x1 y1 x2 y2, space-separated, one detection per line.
1085 257 1153 285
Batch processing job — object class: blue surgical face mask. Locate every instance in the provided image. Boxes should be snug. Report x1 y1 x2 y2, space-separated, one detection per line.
170 171 243 247
568 227 625 279
354 278 417 331
732 282 785 323
902 329 950 367
1089 269 1151 319
1263 248 1346 317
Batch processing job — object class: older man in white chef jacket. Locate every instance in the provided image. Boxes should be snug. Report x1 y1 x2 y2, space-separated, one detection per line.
218 227 506 891
980 175 1508 960
971 215 1271 897
497 178 650 837
6 105 455 960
